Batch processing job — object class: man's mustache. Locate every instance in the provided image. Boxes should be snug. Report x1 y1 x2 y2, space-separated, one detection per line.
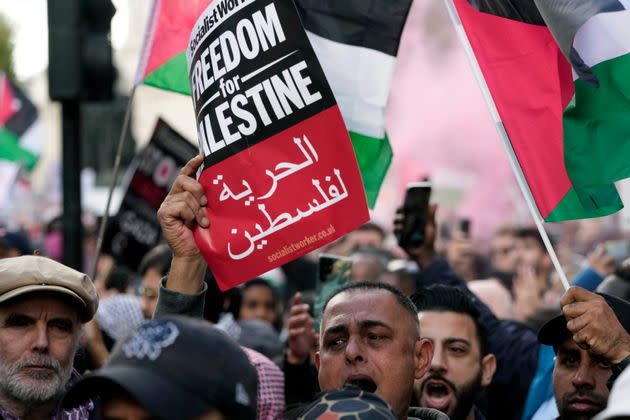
421 373 458 394
11 355 62 375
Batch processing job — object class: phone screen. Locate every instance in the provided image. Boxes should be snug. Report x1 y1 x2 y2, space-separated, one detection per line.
460 218 471 237
397 181 432 248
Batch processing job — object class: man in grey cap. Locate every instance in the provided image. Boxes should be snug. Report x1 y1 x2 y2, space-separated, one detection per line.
0 255 99 419
538 287 630 420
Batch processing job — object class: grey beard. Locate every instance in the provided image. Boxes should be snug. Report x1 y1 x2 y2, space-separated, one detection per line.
0 354 72 404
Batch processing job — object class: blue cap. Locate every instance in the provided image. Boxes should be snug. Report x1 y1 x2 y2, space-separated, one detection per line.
0 229 33 255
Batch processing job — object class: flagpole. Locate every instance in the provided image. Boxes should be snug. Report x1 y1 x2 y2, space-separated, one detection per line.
91 88 136 280
444 0 571 291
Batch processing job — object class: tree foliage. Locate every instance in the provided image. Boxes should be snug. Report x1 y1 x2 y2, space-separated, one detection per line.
0 14 16 81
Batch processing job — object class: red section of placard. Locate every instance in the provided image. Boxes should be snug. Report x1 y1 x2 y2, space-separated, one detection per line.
195 105 368 290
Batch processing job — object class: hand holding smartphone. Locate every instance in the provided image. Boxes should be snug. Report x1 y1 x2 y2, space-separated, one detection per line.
396 181 432 249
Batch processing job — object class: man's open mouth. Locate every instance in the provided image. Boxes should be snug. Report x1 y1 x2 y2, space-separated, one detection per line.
345 375 377 393
423 379 452 412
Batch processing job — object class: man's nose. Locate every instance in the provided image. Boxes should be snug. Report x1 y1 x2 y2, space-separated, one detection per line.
344 336 364 364
31 322 49 353
572 362 596 390
254 306 268 319
430 347 447 374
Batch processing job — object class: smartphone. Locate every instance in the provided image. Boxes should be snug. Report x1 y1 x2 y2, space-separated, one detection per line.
318 254 353 286
604 240 630 263
460 218 471 237
397 181 432 248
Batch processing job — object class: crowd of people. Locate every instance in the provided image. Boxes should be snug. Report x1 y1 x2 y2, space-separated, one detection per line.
1 155 630 420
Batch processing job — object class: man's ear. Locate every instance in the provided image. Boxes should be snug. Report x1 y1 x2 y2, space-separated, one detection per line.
315 351 321 370
414 338 433 380
481 354 497 387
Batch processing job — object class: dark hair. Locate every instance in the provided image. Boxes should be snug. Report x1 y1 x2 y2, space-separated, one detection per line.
412 285 489 356
356 222 386 239
515 227 554 249
494 225 516 237
138 244 172 276
242 278 278 302
242 277 278 294
104 266 133 293
322 282 419 336
241 278 281 330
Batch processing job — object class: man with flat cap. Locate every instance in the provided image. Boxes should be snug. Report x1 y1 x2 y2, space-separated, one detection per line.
0 255 99 419
537 286 630 420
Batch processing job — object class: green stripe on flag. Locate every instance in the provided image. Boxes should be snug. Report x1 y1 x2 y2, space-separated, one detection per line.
563 52 630 210
143 52 191 95
350 131 392 208
0 128 38 171
544 184 622 222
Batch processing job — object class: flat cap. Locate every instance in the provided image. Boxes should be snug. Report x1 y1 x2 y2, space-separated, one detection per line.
0 256 98 321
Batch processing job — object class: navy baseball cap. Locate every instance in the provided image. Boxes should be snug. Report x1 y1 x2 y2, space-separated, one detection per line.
64 316 258 419
0 229 33 255
538 293 630 348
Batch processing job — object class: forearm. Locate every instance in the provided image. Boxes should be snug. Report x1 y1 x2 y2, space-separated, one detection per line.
166 255 207 294
572 267 604 291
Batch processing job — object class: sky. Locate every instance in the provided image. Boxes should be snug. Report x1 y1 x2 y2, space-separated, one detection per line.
0 0 129 81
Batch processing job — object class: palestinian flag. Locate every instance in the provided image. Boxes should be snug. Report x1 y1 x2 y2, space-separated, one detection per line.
449 0 630 222
134 0 209 95
294 0 412 207
0 73 41 171
135 0 412 207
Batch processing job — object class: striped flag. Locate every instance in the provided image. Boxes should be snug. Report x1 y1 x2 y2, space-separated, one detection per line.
450 0 630 222
134 0 209 95
0 73 42 218
0 73 41 171
135 0 412 207
295 0 412 207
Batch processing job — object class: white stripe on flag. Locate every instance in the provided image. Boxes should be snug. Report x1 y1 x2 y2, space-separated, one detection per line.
306 31 395 140
134 0 162 86
0 161 19 218
573 6 630 71
19 120 43 156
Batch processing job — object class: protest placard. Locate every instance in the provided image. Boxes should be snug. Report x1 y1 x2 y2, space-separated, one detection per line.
103 119 198 270
187 0 369 290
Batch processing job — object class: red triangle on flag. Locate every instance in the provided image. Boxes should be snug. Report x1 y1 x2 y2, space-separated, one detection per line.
0 74 17 126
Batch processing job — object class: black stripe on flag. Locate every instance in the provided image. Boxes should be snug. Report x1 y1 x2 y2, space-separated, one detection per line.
294 0 412 57
468 0 545 25
5 81 37 138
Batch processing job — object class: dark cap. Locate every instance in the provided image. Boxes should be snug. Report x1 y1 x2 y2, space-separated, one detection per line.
63 316 257 419
298 386 397 420
538 293 630 348
0 229 33 256
237 319 284 361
